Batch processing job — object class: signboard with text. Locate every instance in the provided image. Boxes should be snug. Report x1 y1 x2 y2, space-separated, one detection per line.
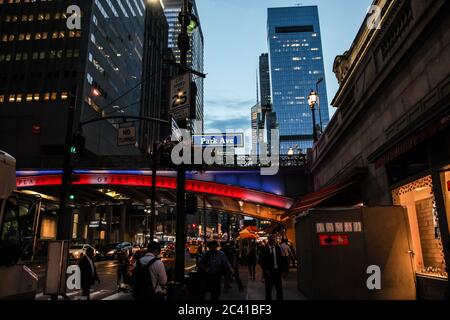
170 72 191 121
193 133 244 148
117 127 136 146
319 234 350 246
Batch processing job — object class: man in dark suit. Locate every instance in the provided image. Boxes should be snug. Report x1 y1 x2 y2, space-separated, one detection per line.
79 247 100 300
259 235 284 300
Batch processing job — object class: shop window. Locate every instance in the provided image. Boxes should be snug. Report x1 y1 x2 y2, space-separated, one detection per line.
72 213 79 239
40 218 56 239
393 176 447 279
440 168 450 235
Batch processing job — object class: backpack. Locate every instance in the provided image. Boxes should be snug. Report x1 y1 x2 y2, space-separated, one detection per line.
132 257 160 300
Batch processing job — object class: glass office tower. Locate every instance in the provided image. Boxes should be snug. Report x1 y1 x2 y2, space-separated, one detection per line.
268 6 329 154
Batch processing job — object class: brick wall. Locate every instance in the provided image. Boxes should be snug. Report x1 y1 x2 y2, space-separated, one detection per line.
415 198 444 269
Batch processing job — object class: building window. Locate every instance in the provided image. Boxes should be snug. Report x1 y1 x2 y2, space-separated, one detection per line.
0 95 4 103
26 94 32 102
44 93 50 101
72 213 79 239
51 92 57 100
61 92 68 100
8 94 15 102
16 94 22 102
40 218 56 239
33 93 40 101
392 176 447 279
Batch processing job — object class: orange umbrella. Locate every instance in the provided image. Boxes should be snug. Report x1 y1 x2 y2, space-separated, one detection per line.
237 232 258 240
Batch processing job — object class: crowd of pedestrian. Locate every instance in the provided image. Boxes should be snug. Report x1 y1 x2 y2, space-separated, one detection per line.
82 236 297 301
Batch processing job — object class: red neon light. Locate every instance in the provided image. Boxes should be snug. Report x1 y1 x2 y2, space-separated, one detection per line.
16 174 293 209
319 235 350 247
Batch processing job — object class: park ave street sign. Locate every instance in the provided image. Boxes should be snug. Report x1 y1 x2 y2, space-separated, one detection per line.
170 72 191 121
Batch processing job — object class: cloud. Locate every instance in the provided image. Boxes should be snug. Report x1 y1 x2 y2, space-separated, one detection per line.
205 116 250 131
204 96 255 132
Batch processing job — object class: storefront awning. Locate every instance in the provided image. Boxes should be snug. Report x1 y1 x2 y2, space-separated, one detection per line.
282 179 356 219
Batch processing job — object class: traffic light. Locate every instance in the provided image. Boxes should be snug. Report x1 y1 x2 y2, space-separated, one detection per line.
71 133 85 156
69 194 75 200
186 193 198 215
178 0 199 34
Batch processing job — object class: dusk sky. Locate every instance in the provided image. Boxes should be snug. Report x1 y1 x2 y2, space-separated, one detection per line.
196 0 373 133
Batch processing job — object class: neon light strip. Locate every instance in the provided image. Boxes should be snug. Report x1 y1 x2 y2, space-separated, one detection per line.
16 174 293 209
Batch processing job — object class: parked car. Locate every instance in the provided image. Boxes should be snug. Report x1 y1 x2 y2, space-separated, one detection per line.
69 244 97 260
97 243 120 260
116 242 133 255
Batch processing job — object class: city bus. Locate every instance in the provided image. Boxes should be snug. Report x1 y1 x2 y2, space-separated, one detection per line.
0 150 38 299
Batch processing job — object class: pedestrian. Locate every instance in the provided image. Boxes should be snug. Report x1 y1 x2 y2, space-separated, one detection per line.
195 245 204 265
226 241 244 291
132 241 167 300
197 240 234 300
288 241 297 268
116 249 129 291
247 241 257 280
259 235 284 300
79 247 100 300
222 242 233 290
280 239 293 277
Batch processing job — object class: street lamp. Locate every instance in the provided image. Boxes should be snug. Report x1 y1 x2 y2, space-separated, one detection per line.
287 147 295 157
308 90 318 142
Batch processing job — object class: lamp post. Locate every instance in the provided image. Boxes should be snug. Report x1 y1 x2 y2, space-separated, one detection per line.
308 90 318 142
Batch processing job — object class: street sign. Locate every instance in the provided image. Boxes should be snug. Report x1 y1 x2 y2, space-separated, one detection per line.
170 72 191 121
118 126 136 146
319 234 350 246
192 133 244 148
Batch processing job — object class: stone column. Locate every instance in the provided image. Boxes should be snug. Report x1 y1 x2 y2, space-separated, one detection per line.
77 207 87 242
87 206 97 245
105 205 113 244
119 205 127 242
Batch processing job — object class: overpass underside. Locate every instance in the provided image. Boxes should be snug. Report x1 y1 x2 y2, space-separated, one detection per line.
16 172 293 223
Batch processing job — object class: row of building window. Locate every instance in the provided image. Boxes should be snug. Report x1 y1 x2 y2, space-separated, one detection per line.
1 30 81 42
2 11 81 22
0 49 80 62
0 92 69 103
0 0 55 4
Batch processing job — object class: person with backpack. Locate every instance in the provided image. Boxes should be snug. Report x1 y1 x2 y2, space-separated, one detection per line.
132 241 167 301
197 241 233 300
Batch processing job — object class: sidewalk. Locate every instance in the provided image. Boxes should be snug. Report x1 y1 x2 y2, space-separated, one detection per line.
245 266 307 300
220 266 307 300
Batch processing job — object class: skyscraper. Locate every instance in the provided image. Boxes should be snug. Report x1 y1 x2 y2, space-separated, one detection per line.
163 0 204 134
259 53 271 108
140 1 170 154
0 0 149 167
267 6 330 154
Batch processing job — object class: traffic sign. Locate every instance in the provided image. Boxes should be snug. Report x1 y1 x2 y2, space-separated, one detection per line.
170 72 191 121
319 234 350 246
192 133 244 147
118 126 136 146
